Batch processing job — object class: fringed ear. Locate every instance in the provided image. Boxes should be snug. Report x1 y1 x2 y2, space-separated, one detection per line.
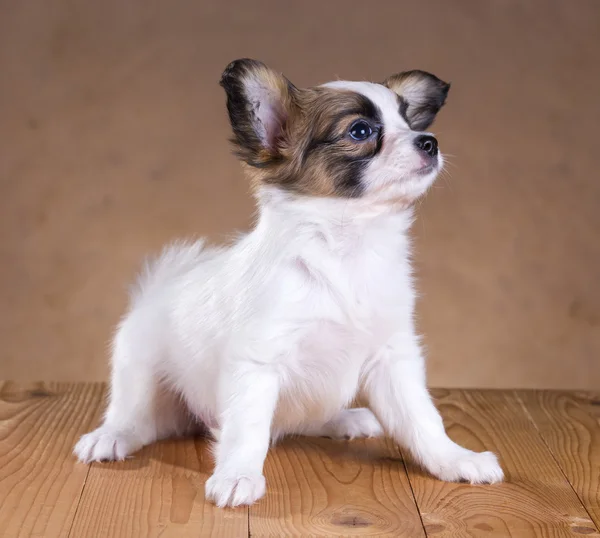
383 70 450 131
220 59 297 167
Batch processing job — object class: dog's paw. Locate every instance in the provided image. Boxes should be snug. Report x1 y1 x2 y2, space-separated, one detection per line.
326 408 384 440
205 471 266 507
427 448 504 484
74 427 142 463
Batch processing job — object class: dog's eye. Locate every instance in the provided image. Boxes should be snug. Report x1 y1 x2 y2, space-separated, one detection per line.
349 120 373 141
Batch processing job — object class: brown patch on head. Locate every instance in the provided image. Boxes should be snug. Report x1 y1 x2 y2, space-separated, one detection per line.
220 59 383 198
258 87 383 197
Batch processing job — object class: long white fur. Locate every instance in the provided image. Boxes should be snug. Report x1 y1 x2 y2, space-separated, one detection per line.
74 81 503 507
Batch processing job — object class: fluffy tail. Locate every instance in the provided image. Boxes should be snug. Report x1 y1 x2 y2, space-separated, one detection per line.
129 239 210 306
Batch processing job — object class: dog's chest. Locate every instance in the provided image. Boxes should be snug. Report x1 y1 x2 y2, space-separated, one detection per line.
290 239 410 336
271 246 410 426
277 240 408 363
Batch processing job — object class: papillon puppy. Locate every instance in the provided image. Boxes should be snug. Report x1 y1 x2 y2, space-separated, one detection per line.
75 59 503 507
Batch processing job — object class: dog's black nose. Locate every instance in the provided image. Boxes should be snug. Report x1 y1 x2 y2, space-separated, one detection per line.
414 135 438 158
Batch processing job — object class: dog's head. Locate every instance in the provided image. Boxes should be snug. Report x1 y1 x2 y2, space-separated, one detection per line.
220 59 449 206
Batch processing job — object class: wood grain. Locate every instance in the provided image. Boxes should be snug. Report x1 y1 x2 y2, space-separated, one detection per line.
0 381 104 538
574 392 600 421
4 384 600 537
68 435 248 538
517 391 600 530
249 436 425 537
404 390 600 537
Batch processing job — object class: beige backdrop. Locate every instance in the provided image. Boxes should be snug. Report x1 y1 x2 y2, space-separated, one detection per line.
1 0 599 388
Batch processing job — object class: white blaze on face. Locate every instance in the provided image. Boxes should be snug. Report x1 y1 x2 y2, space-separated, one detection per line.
321 80 442 202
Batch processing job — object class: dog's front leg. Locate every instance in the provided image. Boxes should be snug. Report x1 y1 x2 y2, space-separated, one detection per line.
205 366 279 507
363 332 503 484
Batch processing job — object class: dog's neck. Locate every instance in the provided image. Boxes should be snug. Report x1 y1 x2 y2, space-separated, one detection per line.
253 186 415 255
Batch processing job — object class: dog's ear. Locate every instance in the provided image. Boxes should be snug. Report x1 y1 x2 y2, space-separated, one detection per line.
383 70 450 131
220 59 297 167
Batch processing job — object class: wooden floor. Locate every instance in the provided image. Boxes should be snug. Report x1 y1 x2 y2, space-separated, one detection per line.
1 383 599 537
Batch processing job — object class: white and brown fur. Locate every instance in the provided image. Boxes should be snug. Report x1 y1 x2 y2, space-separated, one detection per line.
74 59 503 507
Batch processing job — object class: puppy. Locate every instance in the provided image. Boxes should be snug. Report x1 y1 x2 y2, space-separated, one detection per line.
75 59 503 507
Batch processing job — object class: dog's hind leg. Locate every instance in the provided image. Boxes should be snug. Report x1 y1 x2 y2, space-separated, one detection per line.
74 311 194 462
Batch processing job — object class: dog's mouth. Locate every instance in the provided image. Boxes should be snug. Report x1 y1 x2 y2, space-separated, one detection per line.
414 163 438 176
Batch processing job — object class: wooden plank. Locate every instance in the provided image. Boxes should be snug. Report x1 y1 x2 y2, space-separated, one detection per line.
69 435 248 538
0 381 104 538
405 389 599 537
517 390 600 529
5 384 599 537
249 436 425 537
572 392 600 421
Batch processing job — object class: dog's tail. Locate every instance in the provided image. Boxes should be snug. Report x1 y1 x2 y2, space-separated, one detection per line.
129 239 212 306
